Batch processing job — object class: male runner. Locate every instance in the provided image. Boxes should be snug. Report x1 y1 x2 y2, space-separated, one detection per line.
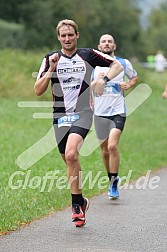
34 21 123 227
91 34 138 199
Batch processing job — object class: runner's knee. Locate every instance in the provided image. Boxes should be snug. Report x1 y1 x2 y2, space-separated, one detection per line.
102 149 109 159
108 143 118 154
65 150 78 164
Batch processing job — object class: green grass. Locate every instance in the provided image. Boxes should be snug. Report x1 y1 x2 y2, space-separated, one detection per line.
0 49 167 233
0 48 51 99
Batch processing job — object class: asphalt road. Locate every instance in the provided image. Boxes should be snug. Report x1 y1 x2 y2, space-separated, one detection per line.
0 168 167 252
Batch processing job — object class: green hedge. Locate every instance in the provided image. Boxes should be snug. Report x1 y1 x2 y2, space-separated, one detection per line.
0 19 25 49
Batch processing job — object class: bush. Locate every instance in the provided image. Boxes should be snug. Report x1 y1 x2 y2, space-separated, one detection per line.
0 19 25 49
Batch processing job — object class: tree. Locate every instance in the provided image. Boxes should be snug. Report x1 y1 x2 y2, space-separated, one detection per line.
144 2 167 56
0 0 143 59
0 0 24 23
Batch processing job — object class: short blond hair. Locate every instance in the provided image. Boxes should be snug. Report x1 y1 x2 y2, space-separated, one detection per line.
56 19 78 35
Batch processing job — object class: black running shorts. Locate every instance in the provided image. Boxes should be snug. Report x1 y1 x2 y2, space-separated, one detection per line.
94 114 126 140
53 115 92 154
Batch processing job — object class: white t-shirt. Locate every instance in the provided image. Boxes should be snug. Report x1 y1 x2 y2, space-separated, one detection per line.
92 56 137 116
155 53 166 72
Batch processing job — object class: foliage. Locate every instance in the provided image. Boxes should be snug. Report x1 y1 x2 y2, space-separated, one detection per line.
0 19 25 49
0 0 143 59
0 0 24 23
1 1 167 62
145 2 167 56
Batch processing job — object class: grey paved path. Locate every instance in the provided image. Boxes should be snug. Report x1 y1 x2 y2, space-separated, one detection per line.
0 168 167 252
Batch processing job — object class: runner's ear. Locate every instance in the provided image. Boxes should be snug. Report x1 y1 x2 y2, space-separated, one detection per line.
97 45 101 51
76 32 80 39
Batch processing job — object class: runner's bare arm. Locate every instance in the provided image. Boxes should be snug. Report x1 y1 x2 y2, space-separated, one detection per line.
120 76 138 90
94 60 123 96
34 53 58 96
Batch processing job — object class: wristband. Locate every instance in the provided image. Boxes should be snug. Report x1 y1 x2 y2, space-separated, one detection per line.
102 76 110 84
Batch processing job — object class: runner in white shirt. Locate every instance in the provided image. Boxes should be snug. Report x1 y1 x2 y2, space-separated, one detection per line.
91 34 138 199
155 51 166 73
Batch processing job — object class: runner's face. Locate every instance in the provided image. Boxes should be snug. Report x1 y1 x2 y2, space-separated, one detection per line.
58 25 79 53
98 35 116 55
